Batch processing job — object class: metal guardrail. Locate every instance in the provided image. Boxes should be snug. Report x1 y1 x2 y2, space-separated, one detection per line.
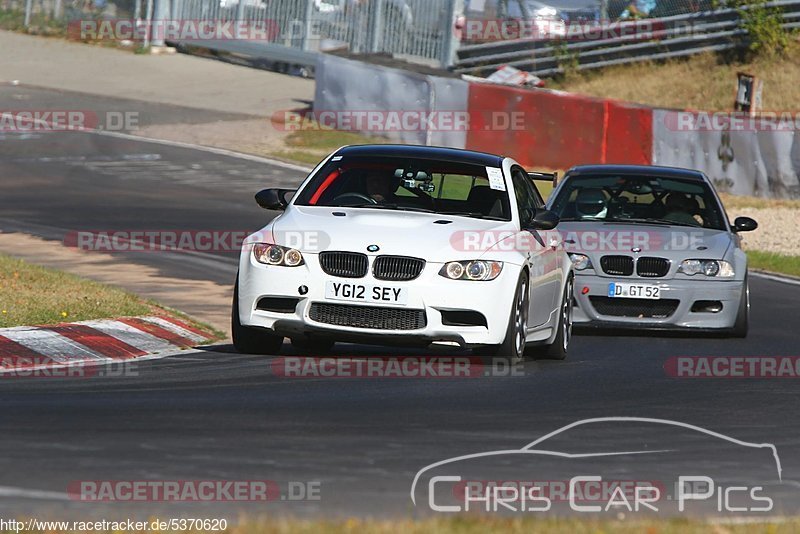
167 0 460 71
455 0 800 77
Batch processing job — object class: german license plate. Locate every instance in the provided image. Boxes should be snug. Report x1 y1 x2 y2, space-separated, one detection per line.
325 281 408 305
608 282 660 299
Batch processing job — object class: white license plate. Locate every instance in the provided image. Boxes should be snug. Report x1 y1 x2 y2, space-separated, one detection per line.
608 282 661 299
325 281 408 305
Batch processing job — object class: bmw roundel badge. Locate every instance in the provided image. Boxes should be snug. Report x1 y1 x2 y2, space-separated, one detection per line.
367 244 380 252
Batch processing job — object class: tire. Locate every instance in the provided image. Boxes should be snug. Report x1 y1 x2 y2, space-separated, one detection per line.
474 272 529 364
529 275 573 361
231 276 284 355
730 273 749 338
291 337 335 354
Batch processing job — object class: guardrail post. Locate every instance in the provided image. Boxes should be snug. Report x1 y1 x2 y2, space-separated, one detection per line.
439 0 462 68
301 0 314 51
368 0 384 53
151 0 169 47
143 0 153 48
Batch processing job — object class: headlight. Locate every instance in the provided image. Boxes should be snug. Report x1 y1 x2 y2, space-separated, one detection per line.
678 259 734 277
439 260 503 281
252 243 304 267
568 253 592 271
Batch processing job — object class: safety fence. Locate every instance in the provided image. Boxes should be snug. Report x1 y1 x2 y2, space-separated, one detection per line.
455 0 800 77
12 0 798 73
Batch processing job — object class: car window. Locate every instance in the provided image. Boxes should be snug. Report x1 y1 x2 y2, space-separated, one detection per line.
293 156 512 221
511 167 539 222
548 174 727 230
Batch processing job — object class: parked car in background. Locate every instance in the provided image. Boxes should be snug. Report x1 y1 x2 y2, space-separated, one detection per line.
546 165 757 337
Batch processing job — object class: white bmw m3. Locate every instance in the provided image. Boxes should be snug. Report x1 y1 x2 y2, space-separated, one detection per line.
233 145 574 362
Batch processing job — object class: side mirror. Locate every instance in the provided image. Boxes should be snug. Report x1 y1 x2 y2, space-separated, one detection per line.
529 208 560 230
733 216 758 232
255 188 295 211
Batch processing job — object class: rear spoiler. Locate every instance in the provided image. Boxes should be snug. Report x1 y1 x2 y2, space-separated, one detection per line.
527 171 559 188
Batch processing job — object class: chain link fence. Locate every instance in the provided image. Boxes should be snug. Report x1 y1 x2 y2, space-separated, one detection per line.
2 0 792 68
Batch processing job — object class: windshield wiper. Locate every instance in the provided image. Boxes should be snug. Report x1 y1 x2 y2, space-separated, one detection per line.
439 211 507 221
604 218 676 227
346 203 435 213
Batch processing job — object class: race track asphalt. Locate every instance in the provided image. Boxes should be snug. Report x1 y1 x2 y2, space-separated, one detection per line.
1 86 799 522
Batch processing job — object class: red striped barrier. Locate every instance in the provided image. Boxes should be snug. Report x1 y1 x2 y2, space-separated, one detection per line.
465 82 653 169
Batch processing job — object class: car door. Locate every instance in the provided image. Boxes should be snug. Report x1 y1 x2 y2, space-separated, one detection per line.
511 167 561 327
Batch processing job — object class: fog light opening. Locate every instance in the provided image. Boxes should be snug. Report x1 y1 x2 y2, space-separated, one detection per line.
691 300 723 313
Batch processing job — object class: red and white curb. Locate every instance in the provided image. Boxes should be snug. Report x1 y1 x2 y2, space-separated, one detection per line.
0 315 213 374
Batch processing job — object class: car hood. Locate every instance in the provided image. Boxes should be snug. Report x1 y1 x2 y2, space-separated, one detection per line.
251 206 518 263
555 221 733 260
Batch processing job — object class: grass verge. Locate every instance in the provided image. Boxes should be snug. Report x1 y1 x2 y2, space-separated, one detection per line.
747 251 800 278
0 253 223 339
0 8 66 36
719 193 800 211
272 120 389 166
548 44 800 110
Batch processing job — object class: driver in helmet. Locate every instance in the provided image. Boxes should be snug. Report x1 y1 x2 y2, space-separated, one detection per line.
575 188 608 219
365 171 400 203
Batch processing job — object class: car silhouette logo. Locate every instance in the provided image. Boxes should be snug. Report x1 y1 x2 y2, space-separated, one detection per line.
367 244 380 252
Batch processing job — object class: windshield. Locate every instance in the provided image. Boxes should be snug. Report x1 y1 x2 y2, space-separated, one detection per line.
293 155 512 221
548 174 727 230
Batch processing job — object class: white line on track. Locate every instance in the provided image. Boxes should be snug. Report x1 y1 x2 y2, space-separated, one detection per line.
0 486 69 501
751 271 800 287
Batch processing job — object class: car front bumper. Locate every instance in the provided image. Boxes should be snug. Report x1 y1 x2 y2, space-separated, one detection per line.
238 253 521 347
571 274 744 330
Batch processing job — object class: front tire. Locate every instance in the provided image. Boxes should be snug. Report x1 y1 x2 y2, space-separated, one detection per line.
475 272 529 364
530 275 573 361
730 273 749 338
231 276 284 355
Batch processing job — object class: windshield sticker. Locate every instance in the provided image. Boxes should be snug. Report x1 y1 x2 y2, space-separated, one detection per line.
486 167 506 191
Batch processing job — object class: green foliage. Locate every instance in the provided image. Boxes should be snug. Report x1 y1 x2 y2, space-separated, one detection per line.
553 40 580 78
730 0 791 55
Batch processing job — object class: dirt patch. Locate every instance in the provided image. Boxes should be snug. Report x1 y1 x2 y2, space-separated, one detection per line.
726 206 800 256
136 118 290 160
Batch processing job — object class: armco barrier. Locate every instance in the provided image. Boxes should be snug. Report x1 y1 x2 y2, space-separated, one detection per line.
604 101 653 166
465 83 652 169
